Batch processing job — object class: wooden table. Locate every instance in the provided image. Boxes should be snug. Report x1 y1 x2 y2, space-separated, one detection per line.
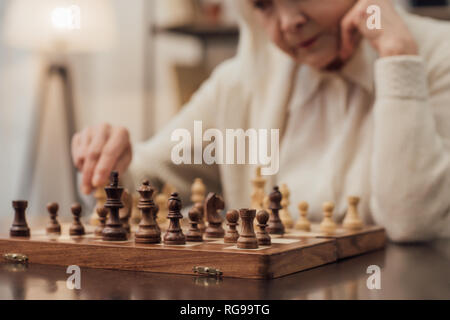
0 241 448 300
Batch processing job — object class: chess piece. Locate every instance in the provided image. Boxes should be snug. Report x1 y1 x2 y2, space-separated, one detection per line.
267 186 285 235
10 201 30 237
164 193 186 245
102 172 128 241
186 205 203 242
204 193 225 238
343 196 364 230
135 180 161 244
130 193 142 225
251 167 266 211
191 178 206 232
294 201 311 231
90 187 107 225
70 203 85 236
120 189 132 233
155 183 175 226
94 207 108 237
224 210 239 243
194 202 206 233
256 210 271 246
237 209 258 249
320 202 337 235
279 184 294 229
46 202 61 235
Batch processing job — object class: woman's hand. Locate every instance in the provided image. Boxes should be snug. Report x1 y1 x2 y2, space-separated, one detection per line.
71 124 132 195
340 0 418 61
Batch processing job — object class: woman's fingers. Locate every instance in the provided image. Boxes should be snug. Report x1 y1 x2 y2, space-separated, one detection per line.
113 145 133 176
71 132 82 170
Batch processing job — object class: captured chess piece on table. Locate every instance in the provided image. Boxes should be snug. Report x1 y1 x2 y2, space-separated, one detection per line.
343 196 364 230
256 209 271 246
10 200 30 238
320 202 337 235
204 193 225 238
46 202 61 235
102 171 128 242
164 193 186 245
237 209 258 249
224 209 239 243
187 205 203 242
70 203 85 236
279 184 294 229
295 201 311 231
267 186 285 235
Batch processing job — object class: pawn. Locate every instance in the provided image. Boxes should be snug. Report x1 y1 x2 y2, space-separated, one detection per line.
320 202 337 235
10 201 30 238
94 207 108 237
237 209 258 249
256 210 271 246
46 202 61 235
164 193 186 245
294 201 311 231
186 205 203 242
343 196 364 230
70 203 85 236
224 210 239 243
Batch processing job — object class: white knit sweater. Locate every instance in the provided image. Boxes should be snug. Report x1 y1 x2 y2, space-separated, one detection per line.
129 6 450 242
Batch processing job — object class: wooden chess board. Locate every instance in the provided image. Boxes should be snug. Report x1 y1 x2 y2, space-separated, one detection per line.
0 224 385 279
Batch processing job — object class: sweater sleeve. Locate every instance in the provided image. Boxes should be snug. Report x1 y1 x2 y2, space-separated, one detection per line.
126 59 239 204
371 55 450 242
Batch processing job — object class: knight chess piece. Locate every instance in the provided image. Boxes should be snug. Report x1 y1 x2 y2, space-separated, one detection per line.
237 209 258 249
186 205 203 242
10 200 30 237
256 209 271 246
294 201 311 231
204 193 225 238
46 202 61 235
164 193 186 245
267 186 285 235
320 202 337 235
94 207 108 237
135 180 161 244
102 171 128 241
70 203 85 236
224 210 240 243
343 196 364 230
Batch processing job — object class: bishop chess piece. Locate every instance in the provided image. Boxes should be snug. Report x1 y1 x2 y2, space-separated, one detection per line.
237 209 258 249
10 200 30 237
164 193 186 245
95 207 108 237
70 203 85 236
251 167 266 211
46 202 61 235
224 210 239 243
120 189 132 234
102 171 128 241
267 186 285 235
320 202 337 235
256 209 271 246
279 184 294 229
186 205 203 242
204 193 225 238
135 181 161 244
294 201 311 231
343 196 364 230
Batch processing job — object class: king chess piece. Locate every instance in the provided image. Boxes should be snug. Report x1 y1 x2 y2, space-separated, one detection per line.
102 172 128 241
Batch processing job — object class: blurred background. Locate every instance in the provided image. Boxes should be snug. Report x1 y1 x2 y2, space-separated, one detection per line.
0 0 449 223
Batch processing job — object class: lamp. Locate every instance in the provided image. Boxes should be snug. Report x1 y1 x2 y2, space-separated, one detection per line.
2 0 117 204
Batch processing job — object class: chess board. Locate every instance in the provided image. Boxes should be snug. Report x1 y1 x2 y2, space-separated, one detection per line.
0 224 385 279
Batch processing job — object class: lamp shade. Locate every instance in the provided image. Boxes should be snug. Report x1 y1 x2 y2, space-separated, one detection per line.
3 0 117 53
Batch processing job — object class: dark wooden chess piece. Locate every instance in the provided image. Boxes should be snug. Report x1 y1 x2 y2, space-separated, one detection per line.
186 205 203 242
267 186 285 235
119 189 132 233
135 180 161 244
46 202 61 235
224 210 239 243
94 207 108 237
70 203 85 236
195 202 206 233
256 209 271 246
164 193 186 245
237 209 258 249
10 200 30 237
102 171 128 241
204 193 225 238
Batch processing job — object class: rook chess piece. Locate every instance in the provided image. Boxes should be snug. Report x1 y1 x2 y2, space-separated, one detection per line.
343 196 364 230
204 193 225 238
186 205 203 242
10 201 30 237
70 203 85 236
294 201 311 231
224 210 239 243
237 209 258 249
94 207 108 237
279 184 294 229
135 180 161 244
320 202 337 235
256 210 271 246
46 202 61 235
267 186 285 235
102 172 128 241
164 193 186 245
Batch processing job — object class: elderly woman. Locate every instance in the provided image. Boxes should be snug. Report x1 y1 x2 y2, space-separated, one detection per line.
71 0 450 242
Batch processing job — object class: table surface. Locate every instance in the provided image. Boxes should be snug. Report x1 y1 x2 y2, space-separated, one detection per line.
0 240 448 300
